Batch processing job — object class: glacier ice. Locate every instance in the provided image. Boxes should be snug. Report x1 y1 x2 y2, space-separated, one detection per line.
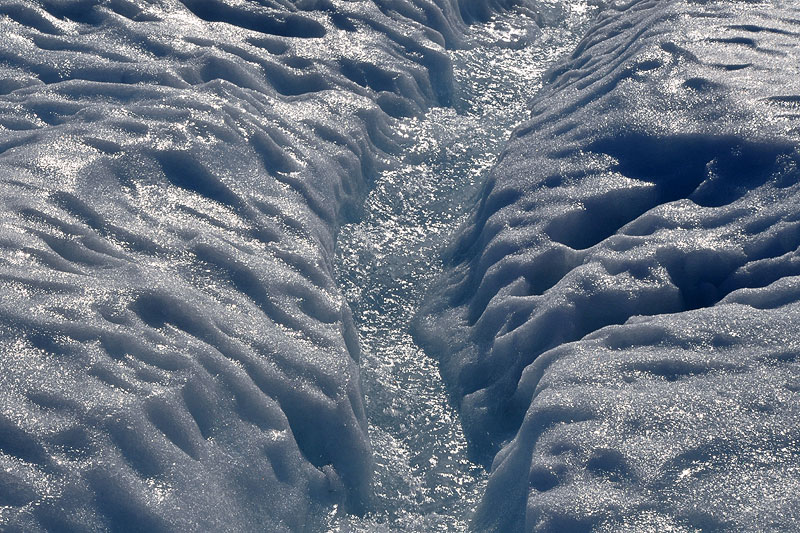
413 0 800 530
327 5 597 531
0 0 528 530
3 0 800 530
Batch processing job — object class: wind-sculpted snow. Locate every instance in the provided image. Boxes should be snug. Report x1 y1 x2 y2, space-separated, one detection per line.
0 0 528 530
414 0 800 530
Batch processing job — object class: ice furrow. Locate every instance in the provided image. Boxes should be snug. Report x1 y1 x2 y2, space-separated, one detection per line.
329 5 599 530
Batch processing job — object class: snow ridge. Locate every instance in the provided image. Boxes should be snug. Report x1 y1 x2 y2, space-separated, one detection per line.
414 0 800 530
0 1 524 530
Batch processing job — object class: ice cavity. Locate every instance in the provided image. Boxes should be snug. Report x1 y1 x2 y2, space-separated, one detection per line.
0 0 525 530
413 0 800 530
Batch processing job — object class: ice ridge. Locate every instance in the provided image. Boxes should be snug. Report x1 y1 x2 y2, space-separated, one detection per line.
413 0 800 530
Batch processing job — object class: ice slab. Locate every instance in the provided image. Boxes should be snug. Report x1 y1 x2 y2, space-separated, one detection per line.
413 0 800 530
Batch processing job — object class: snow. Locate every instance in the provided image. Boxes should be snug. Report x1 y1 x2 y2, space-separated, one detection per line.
0 0 526 530
413 0 800 530
2 0 800 531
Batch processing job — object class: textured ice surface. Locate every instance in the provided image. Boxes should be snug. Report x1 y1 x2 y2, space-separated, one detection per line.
0 0 524 530
413 0 800 530
5 0 800 530
328 5 596 531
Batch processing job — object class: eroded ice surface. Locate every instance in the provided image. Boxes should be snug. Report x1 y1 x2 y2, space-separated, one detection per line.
414 0 800 530
4 0 800 531
329 4 595 531
0 0 523 530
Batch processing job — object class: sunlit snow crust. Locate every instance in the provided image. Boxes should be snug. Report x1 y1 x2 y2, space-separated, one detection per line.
0 0 525 530
414 0 800 530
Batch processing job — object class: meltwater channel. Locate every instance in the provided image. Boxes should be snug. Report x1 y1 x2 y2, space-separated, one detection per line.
329 4 597 530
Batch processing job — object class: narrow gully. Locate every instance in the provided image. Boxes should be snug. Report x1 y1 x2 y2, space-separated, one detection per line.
328 4 598 530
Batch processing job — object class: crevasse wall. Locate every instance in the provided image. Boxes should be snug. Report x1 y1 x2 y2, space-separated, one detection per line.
413 0 800 530
0 0 526 530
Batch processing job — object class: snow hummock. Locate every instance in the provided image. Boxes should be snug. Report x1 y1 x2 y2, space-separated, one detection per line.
0 0 526 530
414 0 800 530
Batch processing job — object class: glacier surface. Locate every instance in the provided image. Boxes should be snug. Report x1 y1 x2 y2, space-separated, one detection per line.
2 0 800 531
0 0 526 530
414 0 800 530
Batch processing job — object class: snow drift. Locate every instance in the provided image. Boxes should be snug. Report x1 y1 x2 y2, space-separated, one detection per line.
413 0 800 530
0 0 525 530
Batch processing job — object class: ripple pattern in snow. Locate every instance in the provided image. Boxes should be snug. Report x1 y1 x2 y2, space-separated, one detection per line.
0 0 523 530
413 0 800 530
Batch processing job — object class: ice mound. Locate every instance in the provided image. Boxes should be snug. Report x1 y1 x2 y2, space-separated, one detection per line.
413 0 800 530
0 0 525 530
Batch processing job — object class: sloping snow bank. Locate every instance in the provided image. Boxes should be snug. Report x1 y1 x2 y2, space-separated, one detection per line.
414 0 800 530
0 1 526 530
